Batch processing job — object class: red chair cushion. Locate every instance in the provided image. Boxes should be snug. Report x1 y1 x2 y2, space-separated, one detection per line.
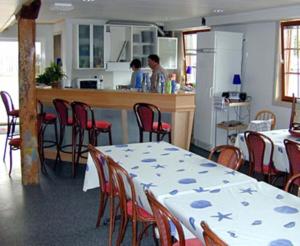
8 109 19 117
153 122 171 131
103 182 118 194
87 120 112 130
173 238 204 246
126 200 153 220
44 113 57 122
67 117 73 125
9 138 21 147
263 165 279 175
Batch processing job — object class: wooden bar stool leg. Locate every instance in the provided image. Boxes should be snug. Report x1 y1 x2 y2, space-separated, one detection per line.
108 129 112 145
9 145 13 177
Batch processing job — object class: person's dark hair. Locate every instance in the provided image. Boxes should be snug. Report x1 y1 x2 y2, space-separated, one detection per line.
130 59 142 69
148 54 160 64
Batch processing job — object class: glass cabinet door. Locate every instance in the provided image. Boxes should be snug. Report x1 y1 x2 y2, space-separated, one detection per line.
93 25 104 68
78 25 90 68
158 37 178 69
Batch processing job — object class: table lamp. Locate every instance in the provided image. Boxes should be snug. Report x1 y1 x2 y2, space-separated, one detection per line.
186 66 192 83
232 74 241 91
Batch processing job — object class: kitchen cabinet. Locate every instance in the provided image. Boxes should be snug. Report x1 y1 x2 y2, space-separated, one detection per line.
77 24 104 69
132 26 157 67
158 37 178 69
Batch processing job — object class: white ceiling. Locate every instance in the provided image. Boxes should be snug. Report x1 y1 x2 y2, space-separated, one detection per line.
37 0 300 23
1 0 300 30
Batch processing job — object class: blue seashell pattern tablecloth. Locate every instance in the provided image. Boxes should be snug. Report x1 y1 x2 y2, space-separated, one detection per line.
164 181 300 246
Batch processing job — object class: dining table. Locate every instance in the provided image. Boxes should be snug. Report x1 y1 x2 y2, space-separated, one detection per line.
83 141 257 239
235 129 300 173
164 181 300 246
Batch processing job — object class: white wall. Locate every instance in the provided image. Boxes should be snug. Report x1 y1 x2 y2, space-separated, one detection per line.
212 22 290 129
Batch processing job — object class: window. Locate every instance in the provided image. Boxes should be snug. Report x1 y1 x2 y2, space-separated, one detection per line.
281 20 300 101
183 30 209 85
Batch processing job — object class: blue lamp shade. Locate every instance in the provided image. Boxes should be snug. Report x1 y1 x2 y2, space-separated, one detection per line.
232 74 241 85
186 66 192 74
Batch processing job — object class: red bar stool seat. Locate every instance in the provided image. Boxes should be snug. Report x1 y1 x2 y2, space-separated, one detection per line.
71 101 112 177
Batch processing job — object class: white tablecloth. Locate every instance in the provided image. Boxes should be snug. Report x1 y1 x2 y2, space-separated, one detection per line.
164 181 300 246
235 129 300 173
83 142 256 210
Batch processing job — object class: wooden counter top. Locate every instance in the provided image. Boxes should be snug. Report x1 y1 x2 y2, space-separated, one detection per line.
36 88 195 112
37 88 195 150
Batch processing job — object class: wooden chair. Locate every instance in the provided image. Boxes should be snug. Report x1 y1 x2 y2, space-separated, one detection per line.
133 102 171 143
244 131 286 184
255 110 276 130
208 145 243 170
284 139 300 184
146 190 203 246
88 144 114 228
200 221 228 246
289 95 300 136
0 91 19 162
107 156 155 246
71 101 112 177
284 173 300 196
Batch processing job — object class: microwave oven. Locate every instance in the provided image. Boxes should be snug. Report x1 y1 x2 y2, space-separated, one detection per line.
77 78 100 89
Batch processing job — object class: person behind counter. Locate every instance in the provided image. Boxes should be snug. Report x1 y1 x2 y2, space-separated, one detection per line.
148 54 168 92
130 58 143 90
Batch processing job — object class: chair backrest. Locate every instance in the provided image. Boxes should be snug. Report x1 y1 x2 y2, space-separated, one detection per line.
284 173 300 195
145 190 185 246
244 131 274 174
107 156 138 220
208 145 243 170
284 139 300 184
0 91 15 114
289 95 300 131
88 144 108 193
71 101 94 129
255 110 276 130
133 103 162 132
201 221 228 246
53 98 71 126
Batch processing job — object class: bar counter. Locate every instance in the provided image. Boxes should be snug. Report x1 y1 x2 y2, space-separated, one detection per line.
36 88 195 150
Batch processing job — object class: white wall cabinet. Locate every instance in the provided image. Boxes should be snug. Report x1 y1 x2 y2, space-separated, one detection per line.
77 24 105 69
158 37 178 69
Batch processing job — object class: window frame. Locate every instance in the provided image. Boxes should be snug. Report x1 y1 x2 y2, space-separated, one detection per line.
280 20 300 102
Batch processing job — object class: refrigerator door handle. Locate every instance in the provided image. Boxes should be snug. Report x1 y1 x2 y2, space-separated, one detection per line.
209 87 214 98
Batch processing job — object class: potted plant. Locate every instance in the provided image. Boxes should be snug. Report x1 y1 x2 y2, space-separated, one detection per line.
36 62 66 88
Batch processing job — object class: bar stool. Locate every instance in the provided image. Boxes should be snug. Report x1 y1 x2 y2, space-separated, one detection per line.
71 101 112 177
133 102 171 143
37 100 58 172
53 99 74 168
0 91 19 162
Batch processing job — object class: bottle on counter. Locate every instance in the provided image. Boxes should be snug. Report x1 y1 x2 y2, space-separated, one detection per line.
159 73 165 94
99 75 104 89
165 78 172 94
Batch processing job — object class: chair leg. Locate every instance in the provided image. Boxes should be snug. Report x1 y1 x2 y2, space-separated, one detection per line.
3 118 11 162
149 132 152 142
137 223 153 245
9 145 12 177
156 133 160 142
139 130 143 143
116 213 128 246
109 195 116 246
55 125 65 169
132 220 138 246
168 132 172 143
96 192 108 228
75 129 84 177
108 129 112 145
72 126 77 178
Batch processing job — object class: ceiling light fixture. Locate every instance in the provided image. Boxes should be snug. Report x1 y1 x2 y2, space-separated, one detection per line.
82 0 95 2
213 9 224 13
50 3 74 11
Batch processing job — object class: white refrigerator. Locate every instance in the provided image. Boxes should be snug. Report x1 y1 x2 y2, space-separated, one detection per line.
193 31 243 150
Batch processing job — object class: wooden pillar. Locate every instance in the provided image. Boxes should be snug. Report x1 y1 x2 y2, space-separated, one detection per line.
18 0 41 185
